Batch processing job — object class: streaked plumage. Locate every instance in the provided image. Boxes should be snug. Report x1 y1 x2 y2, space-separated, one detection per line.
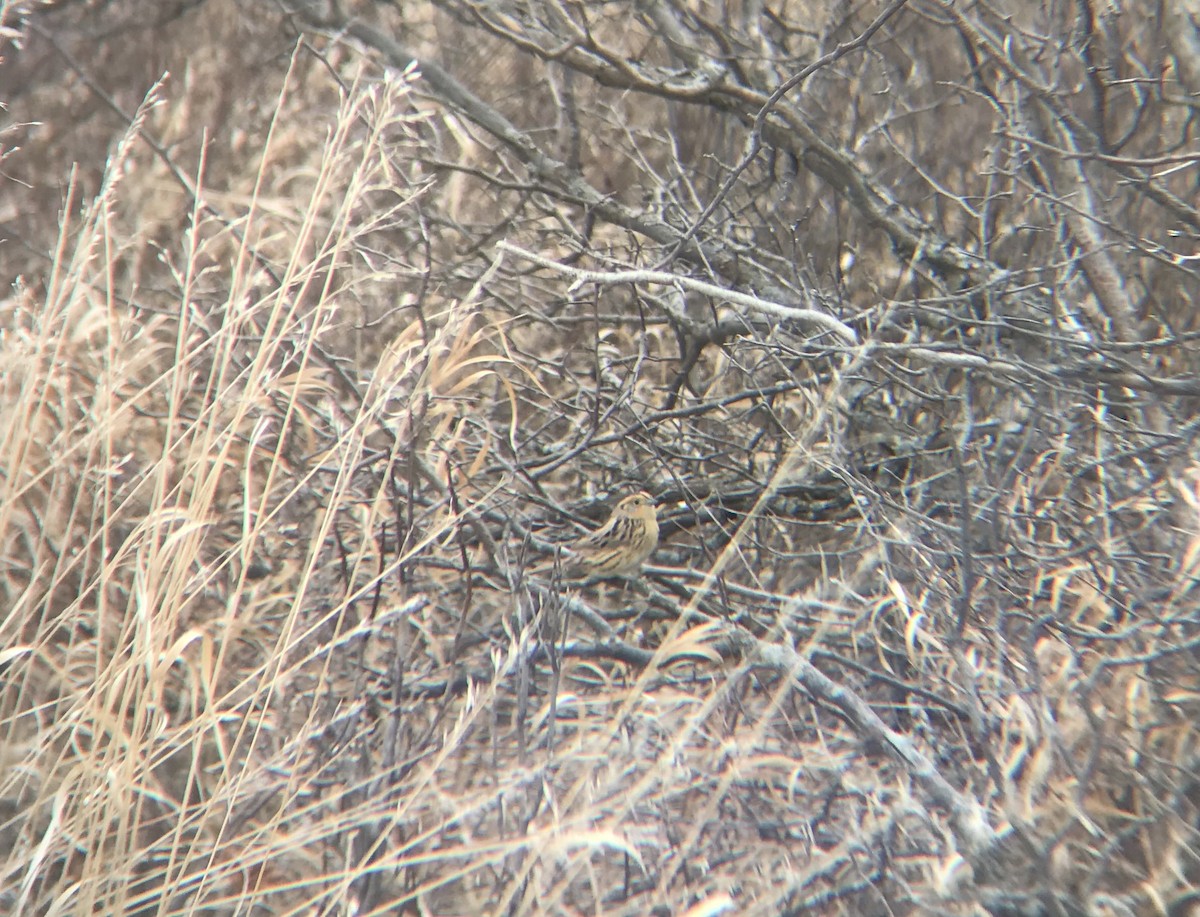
553 492 659 579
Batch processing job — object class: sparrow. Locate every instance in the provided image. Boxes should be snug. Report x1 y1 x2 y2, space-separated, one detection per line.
547 491 659 579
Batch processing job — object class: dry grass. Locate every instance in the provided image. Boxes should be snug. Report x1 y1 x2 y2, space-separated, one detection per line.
3 2 1200 916
0 62 480 914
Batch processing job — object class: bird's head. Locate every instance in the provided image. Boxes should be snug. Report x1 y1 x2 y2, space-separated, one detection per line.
613 491 657 521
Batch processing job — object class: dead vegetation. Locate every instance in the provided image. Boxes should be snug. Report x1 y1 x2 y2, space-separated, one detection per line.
2 0 1200 915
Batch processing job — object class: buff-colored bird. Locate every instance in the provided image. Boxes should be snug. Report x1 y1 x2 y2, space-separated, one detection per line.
548 491 659 579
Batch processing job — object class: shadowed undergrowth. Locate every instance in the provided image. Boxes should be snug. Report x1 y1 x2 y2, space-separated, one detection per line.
3 3 1200 916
